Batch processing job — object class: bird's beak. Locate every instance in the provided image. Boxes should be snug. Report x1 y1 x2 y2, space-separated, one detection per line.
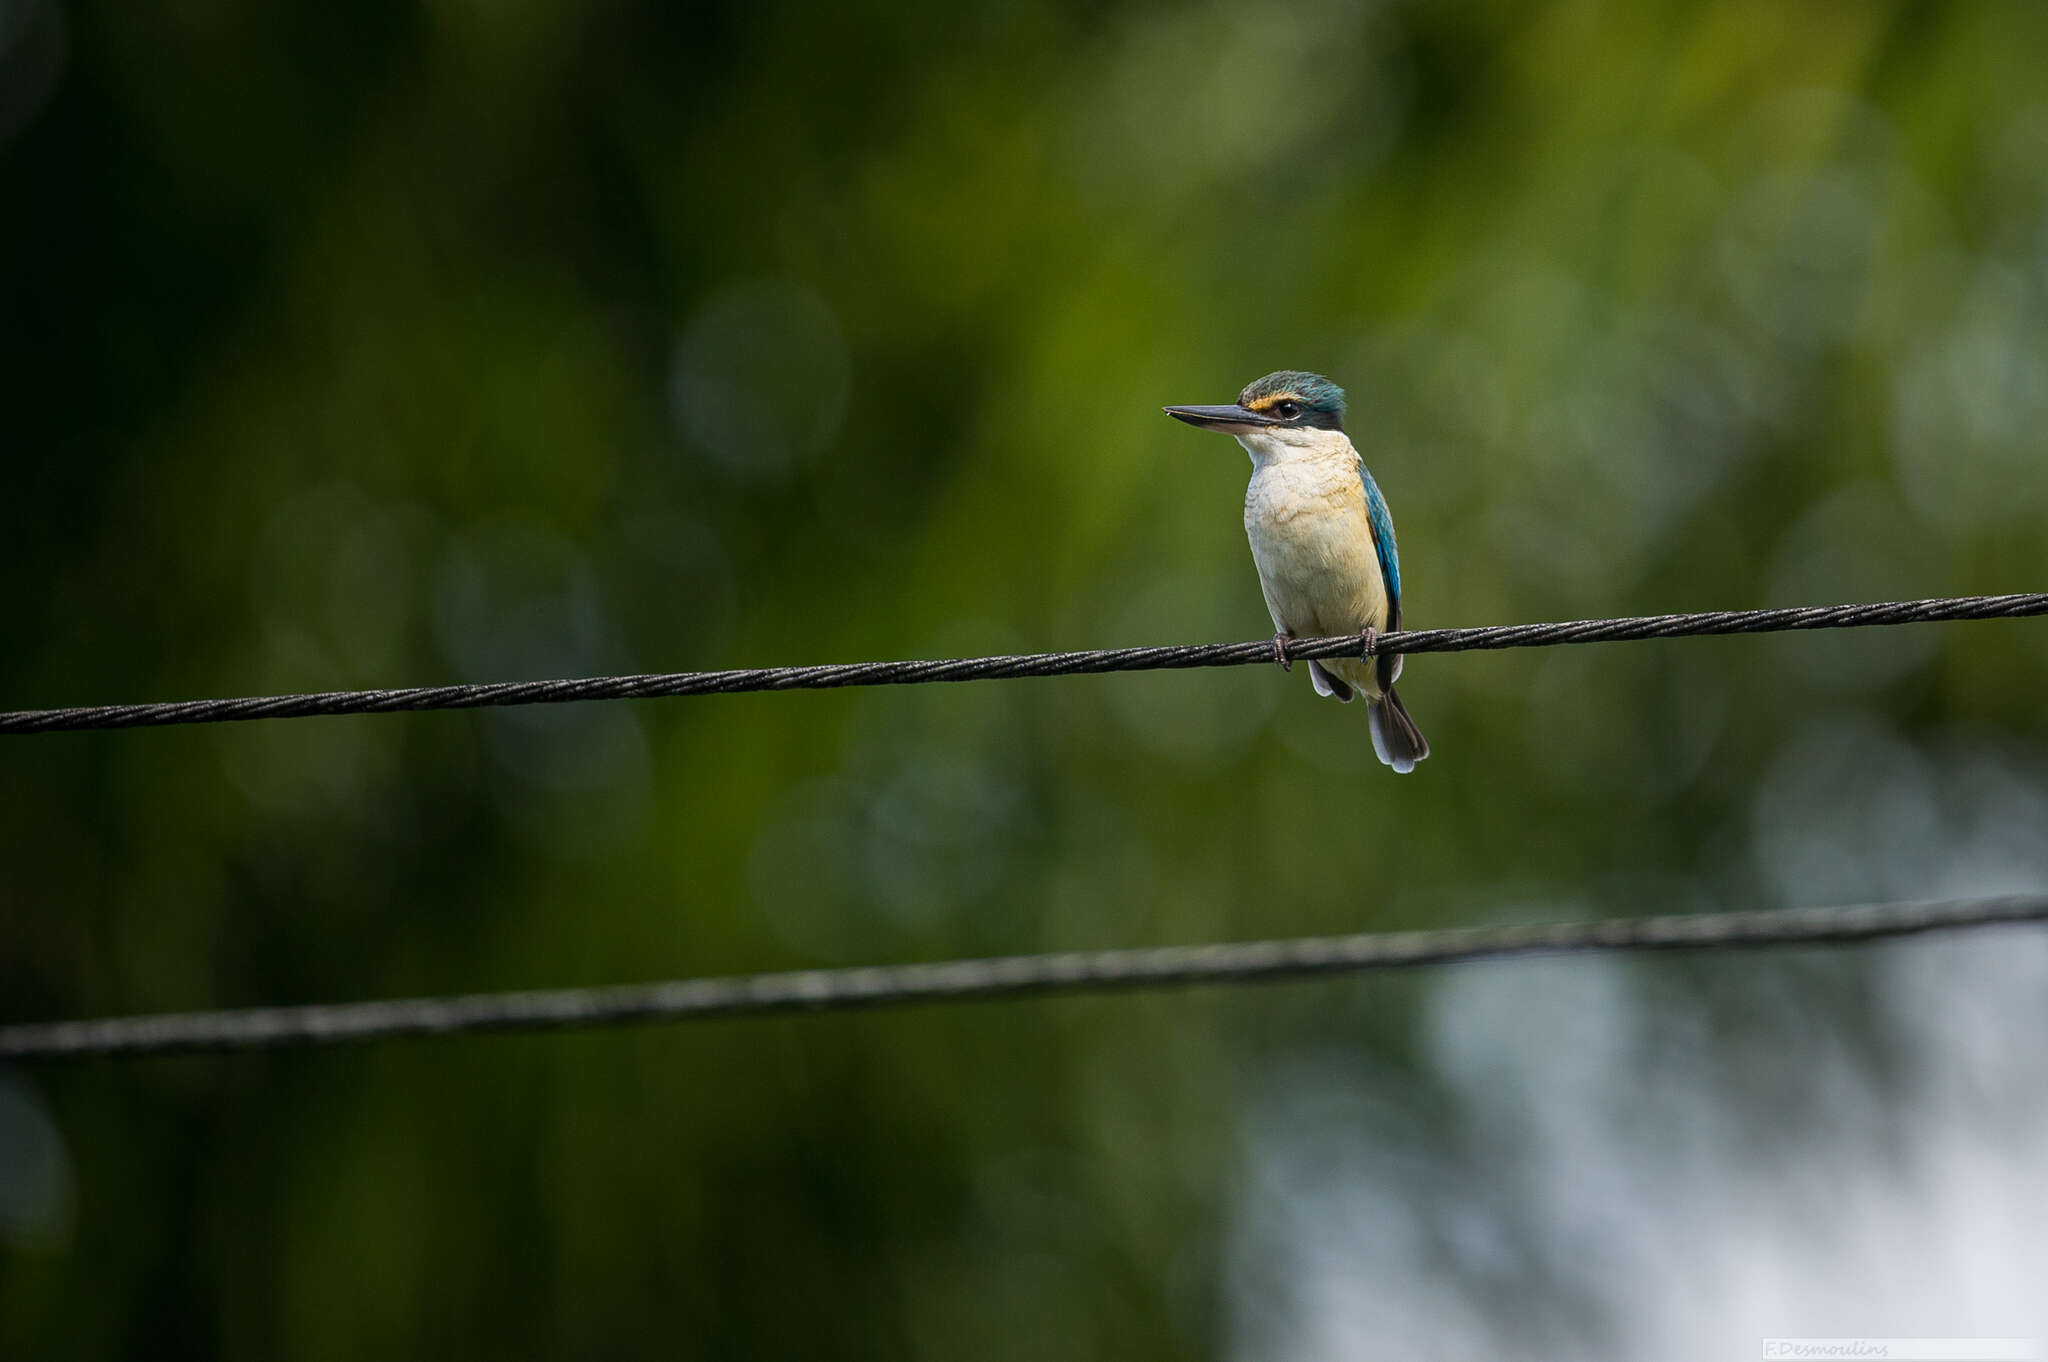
1162 403 1279 434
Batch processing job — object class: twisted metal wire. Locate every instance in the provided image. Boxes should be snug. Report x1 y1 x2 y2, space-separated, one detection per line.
3 592 2044 736
4 895 2043 1059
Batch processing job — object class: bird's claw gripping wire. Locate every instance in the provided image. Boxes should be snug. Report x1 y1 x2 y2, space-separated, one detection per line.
1272 633 1293 671
1359 626 1379 662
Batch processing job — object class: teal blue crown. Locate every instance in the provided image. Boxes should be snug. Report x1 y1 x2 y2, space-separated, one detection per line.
1238 371 1346 427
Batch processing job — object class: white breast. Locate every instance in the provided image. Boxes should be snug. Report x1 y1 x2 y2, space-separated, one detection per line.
1239 434 1389 644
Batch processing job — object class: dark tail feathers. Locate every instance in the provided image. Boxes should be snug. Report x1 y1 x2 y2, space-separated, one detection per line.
1367 686 1429 774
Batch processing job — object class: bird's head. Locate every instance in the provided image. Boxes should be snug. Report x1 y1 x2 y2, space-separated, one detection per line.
1162 370 1347 439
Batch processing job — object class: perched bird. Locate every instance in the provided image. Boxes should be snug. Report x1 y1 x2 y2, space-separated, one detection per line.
1164 370 1428 772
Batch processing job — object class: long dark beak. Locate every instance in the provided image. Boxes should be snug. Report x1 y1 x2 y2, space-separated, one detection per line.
1162 403 1278 434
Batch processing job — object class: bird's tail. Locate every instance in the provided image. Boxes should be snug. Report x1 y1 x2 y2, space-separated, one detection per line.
1367 686 1429 774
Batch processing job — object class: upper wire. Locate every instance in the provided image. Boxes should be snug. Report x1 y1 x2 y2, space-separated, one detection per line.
4 592 2045 735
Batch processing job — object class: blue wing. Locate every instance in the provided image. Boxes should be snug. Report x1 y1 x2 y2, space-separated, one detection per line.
1359 462 1401 631
1360 460 1403 692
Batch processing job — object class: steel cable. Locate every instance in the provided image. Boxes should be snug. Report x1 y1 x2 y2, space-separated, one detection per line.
3 895 2043 1058
3 592 2045 735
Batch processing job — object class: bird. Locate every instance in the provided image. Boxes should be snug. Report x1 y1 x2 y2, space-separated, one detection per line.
1164 370 1428 773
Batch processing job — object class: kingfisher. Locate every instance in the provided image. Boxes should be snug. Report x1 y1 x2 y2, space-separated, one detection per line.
1164 370 1428 773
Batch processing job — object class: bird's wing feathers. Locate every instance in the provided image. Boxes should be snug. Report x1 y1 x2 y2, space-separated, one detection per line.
1358 459 1403 690
1358 462 1400 628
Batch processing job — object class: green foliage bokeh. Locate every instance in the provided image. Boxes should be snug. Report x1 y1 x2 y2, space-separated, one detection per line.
5 1 2048 1355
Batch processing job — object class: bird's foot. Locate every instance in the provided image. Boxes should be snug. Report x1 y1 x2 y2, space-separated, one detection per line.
1359 626 1379 662
1271 632 1293 671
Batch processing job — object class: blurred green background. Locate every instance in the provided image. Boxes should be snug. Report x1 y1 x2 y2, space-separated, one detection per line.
6 0 2048 1356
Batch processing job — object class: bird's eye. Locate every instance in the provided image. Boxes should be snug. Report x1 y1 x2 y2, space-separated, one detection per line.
1275 400 1301 420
